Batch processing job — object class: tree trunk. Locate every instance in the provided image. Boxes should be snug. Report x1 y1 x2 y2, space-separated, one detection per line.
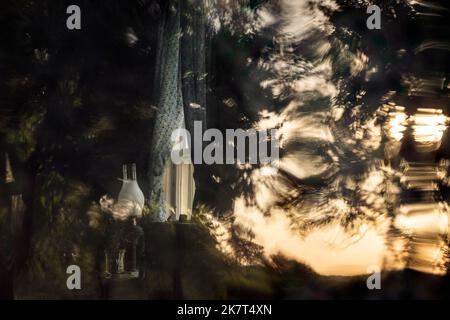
0 151 14 299
148 3 185 222
0 152 27 299
180 0 209 210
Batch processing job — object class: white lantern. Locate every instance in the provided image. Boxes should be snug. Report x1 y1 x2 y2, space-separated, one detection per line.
113 164 145 220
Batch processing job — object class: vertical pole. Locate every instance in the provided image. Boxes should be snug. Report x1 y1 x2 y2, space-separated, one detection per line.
173 223 184 299
129 218 137 272
130 240 137 272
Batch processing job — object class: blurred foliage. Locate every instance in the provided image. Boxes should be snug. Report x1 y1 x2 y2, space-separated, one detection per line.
0 0 160 298
1 0 449 299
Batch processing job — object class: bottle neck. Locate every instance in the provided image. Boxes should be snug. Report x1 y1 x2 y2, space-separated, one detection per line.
122 164 128 180
132 163 137 181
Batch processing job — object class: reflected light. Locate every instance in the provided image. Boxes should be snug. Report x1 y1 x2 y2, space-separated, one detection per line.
411 108 448 152
384 104 407 142
233 197 388 276
394 202 449 275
